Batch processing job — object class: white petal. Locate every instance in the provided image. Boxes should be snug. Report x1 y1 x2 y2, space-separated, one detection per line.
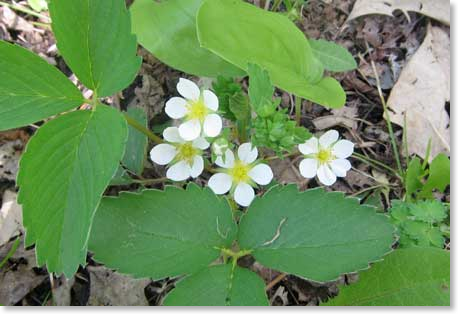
149 144 177 165
203 90 219 111
163 127 184 143
234 183 255 207
248 164 273 185
237 143 258 164
203 114 222 138
208 173 233 195
166 160 191 181
298 137 319 155
299 158 318 178
189 156 204 178
332 140 354 159
215 149 235 168
177 78 200 101
319 130 339 148
165 97 188 119
178 119 201 141
192 137 210 150
330 159 351 177
317 164 337 186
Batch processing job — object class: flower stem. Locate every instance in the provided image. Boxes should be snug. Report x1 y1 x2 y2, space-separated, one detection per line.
123 113 163 144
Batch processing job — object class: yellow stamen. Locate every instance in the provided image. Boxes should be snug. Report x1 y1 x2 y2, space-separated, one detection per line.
316 149 333 165
177 143 197 164
229 160 251 184
187 99 208 122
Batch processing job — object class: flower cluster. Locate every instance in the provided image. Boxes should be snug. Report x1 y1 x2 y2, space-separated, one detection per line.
150 78 354 206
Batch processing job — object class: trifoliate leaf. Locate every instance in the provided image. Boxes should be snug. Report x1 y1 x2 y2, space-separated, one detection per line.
0 41 84 131
325 247 450 306
17 105 127 277
238 185 394 282
418 153 450 198
122 107 148 175
408 200 448 223
163 264 268 306
197 0 346 108
49 0 141 97
89 184 237 279
130 0 243 78
309 39 357 72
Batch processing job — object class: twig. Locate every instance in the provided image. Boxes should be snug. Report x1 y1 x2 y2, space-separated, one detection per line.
265 273 287 291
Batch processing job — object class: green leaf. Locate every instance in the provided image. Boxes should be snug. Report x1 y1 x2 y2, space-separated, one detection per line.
109 166 134 186
405 157 424 199
238 185 394 282
122 107 148 175
0 41 84 131
408 200 448 224
130 0 243 78
247 63 274 110
228 93 250 122
89 184 237 279
212 76 243 121
49 0 141 97
401 221 445 248
309 39 357 72
163 264 268 306
197 0 346 108
325 248 450 306
17 105 128 277
388 200 410 225
418 153 450 199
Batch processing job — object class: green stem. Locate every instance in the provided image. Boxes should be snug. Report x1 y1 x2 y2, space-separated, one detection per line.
131 177 168 185
0 1 50 21
295 96 302 126
220 248 252 261
271 0 282 11
123 113 163 144
0 238 20 269
367 45 403 178
353 152 401 179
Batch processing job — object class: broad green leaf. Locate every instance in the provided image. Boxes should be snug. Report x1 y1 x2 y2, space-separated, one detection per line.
309 39 357 72
122 107 148 175
89 184 237 279
238 185 394 282
163 264 268 306
418 153 450 198
0 41 84 131
17 105 127 277
130 0 243 78
405 157 424 200
49 0 141 97
325 248 450 306
197 0 346 108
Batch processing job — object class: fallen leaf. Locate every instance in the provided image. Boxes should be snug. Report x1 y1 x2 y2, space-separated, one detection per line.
0 6 35 32
0 190 23 246
87 266 150 306
387 25 450 161
0 237 47 305
347 0 450 25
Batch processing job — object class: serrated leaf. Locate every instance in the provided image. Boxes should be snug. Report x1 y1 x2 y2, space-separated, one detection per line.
247 63 274 110
163 264 268 306
17 105 127 277
238 185 394 282
409 200 447 223
89 184 237 279
49 0 141 97
0 41 84 131
418 153 450 198
401 220 444 248
197 0 346 108
389 200 410 224
130 0 243 78
309 39 357 72
325 248 450 306
122 107 148 175
228 93 250 122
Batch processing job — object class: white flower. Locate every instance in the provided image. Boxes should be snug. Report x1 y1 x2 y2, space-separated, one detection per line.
208 143 273 207
298 130 354 186
165 78 223 141
149 127 209 181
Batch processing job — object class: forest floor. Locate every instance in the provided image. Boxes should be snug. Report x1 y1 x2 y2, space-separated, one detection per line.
0 0 450 306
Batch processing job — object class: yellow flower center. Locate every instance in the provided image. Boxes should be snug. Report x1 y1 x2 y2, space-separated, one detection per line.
229 160 251 184
316 149 333 165
187 99 208 122
177 143 197 164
